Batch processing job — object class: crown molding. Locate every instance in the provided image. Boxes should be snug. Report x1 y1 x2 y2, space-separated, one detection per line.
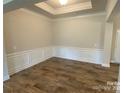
19 8 52 21
35 2 56 14
52 12 106 21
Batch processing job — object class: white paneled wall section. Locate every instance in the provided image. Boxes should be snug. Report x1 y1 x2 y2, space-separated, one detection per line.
7 46 104 75
7 46 54 75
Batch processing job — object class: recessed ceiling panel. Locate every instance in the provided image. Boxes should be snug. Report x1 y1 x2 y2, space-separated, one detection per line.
35 0 92 15
45 0 90 8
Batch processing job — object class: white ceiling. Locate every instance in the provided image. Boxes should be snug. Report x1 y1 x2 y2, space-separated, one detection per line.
35 0 92 15
45 0 89 8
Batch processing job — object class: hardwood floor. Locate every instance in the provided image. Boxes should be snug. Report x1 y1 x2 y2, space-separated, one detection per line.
4 57 119 93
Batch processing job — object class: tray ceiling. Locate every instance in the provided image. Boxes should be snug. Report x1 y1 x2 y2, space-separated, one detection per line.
35 0 92 15
4 0 106 18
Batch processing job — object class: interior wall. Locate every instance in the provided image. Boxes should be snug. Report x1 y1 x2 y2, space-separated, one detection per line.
4 9 106 55
111 12 120 61
4 9 53 54
104 0 119 66
53 14 106 49
3 47 9 81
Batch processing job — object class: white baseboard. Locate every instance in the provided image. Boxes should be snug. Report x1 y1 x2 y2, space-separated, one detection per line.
3 75 9 81
101 63 110 67
7 46 105 75
111 60 120 64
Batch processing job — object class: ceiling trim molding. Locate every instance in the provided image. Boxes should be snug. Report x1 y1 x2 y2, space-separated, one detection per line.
18 8 106 21
19 8 52 21
52 12 106 21
35 1 92 15
35 2 56 14
55 2 92 15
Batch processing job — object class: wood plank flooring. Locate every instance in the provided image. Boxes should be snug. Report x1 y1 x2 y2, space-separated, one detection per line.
4 57 119 93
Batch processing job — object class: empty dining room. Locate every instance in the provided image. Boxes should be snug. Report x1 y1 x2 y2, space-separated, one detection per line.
3 0 120 93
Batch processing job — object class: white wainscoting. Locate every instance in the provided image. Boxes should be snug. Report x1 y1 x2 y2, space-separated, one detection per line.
3 75 10 81
7 46 54 75
7 46 104 75
53 46 104 65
